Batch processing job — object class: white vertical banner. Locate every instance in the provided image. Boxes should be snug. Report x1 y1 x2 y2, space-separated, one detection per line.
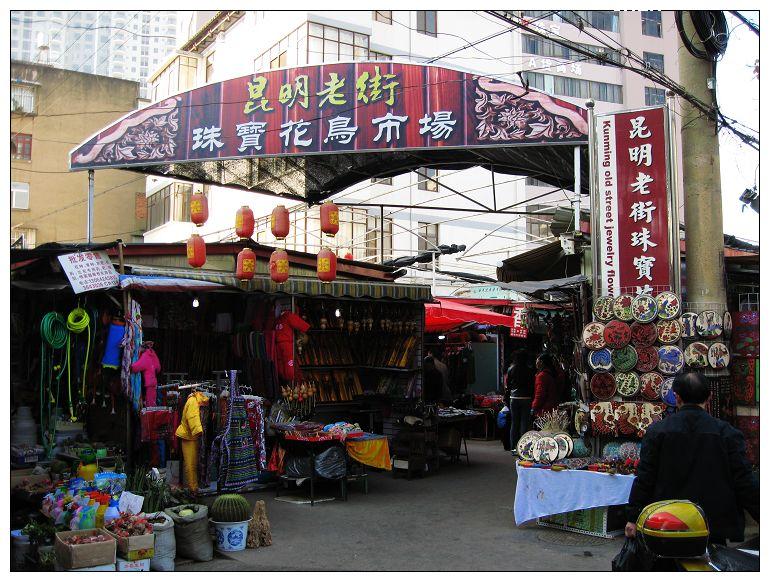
598 115 619 296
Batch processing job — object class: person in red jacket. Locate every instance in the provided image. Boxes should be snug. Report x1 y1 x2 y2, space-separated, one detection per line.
530 353 559 419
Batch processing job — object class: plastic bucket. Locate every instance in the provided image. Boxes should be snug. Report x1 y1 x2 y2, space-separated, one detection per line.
11 530 31 569
211 520 249 552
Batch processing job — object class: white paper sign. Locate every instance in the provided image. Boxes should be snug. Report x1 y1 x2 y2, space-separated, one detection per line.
118 491 144 514
57 251 119 294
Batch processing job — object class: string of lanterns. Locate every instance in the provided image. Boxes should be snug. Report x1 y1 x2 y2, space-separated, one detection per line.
186 198 341 284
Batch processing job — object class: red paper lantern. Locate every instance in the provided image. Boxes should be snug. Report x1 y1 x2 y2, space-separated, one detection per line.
187 234 206 268
271 205 290 240
344 252 353 260
317 247 337 282
320 202 339 237
190 192 209 226
269 249 290 284
235 205 255 239
236 247 257 281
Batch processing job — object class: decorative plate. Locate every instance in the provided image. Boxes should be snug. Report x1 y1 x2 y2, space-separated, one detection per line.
631 294 658 323
516 431 542 461
552 433 573 460
614 402 640 436
590 372 617 400
571 437 592 458
723 312 733 339
583 322 607 350
661 377 677 407
574 407 589 436
697 310 723 339
657 345 684 375
533 436 560 463
639 372 664 400
630 322 658 347
680 312 699 339
615 371 640 397
590 402 617 436
635 345 660 373
555 457 591 470
602 441 623 461
708 342 730 369
683 342 709 368
587 348 613 372
656 291 681 320
618 441 642 461
604 320 632 349
656 319 683 344
612 345 638 372
593 296 615 322
613 294 635 322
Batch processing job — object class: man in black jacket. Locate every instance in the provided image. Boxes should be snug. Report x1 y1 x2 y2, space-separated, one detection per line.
625 372 759 544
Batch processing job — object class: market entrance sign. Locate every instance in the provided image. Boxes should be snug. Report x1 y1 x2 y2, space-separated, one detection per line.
57 251 120 293
591 106 679 297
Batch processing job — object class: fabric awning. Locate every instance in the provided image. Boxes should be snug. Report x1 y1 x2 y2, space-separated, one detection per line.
497 275 587 294
119 274 226 292
425 298 514 332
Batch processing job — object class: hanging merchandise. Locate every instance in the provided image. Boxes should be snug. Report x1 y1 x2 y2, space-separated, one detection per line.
131 342 162 407
101 318 126 368
274 308 311 382
66 306 92 419
269 249 289 284
317 247 337 282
39 311 68 455
187 234 206 268
236 247 257 281
235 206 255 239
216 371 261 492
320 202 340 237
190 192 209 226
175 389 208 492
271 205 290 240
121 300 144 413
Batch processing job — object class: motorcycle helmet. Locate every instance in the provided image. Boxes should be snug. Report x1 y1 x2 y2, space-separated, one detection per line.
636 500 709 558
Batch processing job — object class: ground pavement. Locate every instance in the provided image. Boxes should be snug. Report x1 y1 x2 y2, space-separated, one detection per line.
177 440 625 571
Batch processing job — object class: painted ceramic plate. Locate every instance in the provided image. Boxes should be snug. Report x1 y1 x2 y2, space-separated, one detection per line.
657 345 685 375
593 296 615 322
590 372 617 400
639 372 664 400
630 322 658 347
631 295 658 323
613 294 635 322
615 371 640 397
680 312 699 339
516 431 541 461
552 433 573 460
708 342 730 369
683 342 709 368
604 320 632 349
533 436 560 463
656 291 681 320
635 345 660 373
602 441 623 461
571 437 592 458
723 312 733 339
697 310 723 339
618 441 642 461
587 348 613 372
656 319 683 344
583 322 607 350
661 377 677 407
612 345 638 372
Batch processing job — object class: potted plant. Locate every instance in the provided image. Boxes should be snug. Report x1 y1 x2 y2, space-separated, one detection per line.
209 494 252 552
21 520 57 567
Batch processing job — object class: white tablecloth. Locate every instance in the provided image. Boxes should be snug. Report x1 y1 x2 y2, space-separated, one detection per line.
513 464 636 525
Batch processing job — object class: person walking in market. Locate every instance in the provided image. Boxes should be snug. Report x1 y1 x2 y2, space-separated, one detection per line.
624 371 759 546
506 350 534 454
530 353 559 420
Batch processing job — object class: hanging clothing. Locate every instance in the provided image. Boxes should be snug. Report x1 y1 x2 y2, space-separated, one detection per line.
175 391 209 491
120 301 143 413
131 347 161 407
274 310 310 382
244 397 267 470
215 372 260 491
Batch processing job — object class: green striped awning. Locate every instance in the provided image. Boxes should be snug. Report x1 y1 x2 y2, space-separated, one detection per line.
125 265 432 302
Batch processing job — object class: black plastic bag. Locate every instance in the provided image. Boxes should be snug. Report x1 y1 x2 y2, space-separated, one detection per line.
612 537 648 572
315 446 346 479
284 454 312 478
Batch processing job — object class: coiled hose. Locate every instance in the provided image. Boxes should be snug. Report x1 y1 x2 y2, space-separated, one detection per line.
40 312 68 454
67 307 91 419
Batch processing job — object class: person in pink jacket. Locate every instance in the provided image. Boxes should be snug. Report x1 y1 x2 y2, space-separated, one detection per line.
131 341 161 407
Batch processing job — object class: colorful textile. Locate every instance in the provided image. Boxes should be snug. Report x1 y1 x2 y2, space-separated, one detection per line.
732 311 759 357
732 358 757 405
197 399 210 487
140 407 172 442
175 392 207 440
218 372 260 491
130 347 161 405
734 416 759 466
267 444 286 474
346 434 392 470
181 438 200 490
244 397 267 470
120 301 143 412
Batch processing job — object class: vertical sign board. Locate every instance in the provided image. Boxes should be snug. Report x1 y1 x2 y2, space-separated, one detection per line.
57 251 120 293
510 307 528 338
594 107 675 297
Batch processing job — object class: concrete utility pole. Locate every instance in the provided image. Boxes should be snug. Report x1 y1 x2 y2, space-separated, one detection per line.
677 13 727 306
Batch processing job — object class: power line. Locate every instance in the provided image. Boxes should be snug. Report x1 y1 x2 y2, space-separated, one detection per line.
11 16 178 40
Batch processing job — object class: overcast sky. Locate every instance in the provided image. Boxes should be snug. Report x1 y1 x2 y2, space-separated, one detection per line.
717 11 759 242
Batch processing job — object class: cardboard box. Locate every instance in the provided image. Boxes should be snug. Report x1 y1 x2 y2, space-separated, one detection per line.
56 562 117 572
107 531 155 560
116 557 151 572
55 528 116 570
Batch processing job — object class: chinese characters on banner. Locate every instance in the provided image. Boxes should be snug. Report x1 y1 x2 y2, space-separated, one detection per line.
510 307 528 338
57 251 120 294
595 107 672 297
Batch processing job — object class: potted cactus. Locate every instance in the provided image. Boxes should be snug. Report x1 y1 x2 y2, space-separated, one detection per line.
209 494 252 552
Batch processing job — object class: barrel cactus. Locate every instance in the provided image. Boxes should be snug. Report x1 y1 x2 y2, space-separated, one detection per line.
210 494 252 523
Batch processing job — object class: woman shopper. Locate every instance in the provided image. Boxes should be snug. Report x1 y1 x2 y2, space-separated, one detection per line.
506 350 534 454
531 353 559 420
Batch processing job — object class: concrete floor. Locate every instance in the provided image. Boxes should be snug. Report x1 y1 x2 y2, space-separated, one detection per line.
178 440 624 571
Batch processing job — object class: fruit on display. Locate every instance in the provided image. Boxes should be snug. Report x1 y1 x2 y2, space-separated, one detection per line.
63 533 112 545
105 513 153 537
178 508 195 518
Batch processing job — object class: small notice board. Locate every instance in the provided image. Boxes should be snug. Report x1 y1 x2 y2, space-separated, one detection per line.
57 251 119 294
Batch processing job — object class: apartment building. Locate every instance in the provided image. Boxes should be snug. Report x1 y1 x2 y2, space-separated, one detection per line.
143 10 680 294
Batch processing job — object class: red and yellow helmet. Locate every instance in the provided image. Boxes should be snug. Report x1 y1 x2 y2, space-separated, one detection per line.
636 500 709 558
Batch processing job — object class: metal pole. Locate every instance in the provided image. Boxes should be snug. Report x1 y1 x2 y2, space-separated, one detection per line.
379 205 385 263
87 170 94 243
586 99 599 297
431 254 436 296
665 91 683 297
573 145 581 232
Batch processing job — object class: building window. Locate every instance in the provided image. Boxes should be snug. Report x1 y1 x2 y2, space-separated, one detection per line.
522 72 623 103
521 33 621 66
525 176 553 188
11 83 36 114
643 52 665 74
642 11 662 37
205 52 215 81
644 86 666 106
145 182 194 231
11 133 32 161
11 227 36 249
373 11 392 24
270 51 287 69
417 222 439 255
417 168 439 191
11 182 30 210
416 11 437 37
527 205 552 240
365 215 394 261
559 11 619 33
371 176 393 185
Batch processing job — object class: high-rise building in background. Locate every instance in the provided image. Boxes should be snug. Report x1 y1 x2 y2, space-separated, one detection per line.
10 10 178 99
